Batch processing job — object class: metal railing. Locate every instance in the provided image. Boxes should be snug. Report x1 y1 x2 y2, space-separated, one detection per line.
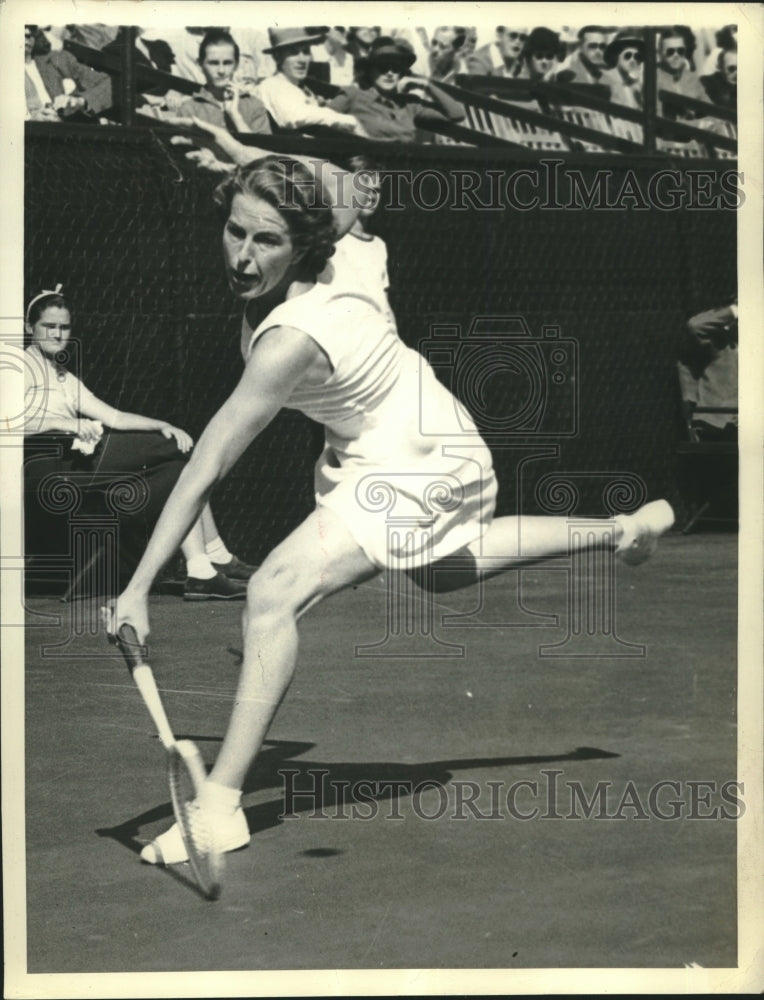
60 28 736 160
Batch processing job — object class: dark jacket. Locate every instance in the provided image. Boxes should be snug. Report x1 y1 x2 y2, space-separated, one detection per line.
31 50 112 115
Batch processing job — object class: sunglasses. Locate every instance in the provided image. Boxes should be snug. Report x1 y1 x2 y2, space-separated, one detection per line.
664 46 686 56
621 50 643 63
374 61 403 74
585 42 607 50
505 32 528 41
532 52 556 61
724 63 737 72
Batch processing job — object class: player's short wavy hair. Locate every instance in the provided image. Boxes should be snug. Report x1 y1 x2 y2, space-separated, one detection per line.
213 156 337 281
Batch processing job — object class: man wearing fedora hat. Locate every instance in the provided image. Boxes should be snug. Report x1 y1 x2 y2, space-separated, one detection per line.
327 35 464 141
256 27 365 133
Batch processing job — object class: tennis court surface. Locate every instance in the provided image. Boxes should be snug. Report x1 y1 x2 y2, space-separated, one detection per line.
22 533 738 972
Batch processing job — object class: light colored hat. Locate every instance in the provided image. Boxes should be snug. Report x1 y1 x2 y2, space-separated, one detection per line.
263 27 324 54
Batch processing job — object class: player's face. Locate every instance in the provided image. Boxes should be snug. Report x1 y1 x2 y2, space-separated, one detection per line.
200 43 238 93
24 27 35 59
29 306 72 356
279 45 312 84
222 193 296 300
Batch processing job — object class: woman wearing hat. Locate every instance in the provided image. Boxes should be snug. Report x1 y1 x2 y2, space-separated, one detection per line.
522 27 565 82
256 27 365 133
326 35 465 142
603 29 645 108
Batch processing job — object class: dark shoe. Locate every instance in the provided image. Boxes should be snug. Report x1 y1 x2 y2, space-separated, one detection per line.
211 554 258 580
184 571 247 601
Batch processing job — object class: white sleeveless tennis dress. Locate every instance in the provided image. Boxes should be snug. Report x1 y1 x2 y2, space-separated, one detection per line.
240 242 498 569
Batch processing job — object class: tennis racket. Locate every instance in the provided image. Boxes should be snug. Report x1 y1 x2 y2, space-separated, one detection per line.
113 623 223 901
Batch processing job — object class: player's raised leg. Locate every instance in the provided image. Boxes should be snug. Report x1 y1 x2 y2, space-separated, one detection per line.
141 506 379 865
411 500 674 593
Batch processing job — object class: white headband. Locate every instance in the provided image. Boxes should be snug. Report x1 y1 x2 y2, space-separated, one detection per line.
25 283 64 324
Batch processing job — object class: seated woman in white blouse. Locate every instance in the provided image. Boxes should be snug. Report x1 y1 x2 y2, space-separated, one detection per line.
23 287 254 598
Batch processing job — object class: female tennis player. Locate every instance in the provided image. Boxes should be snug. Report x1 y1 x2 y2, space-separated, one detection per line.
105 151 673 865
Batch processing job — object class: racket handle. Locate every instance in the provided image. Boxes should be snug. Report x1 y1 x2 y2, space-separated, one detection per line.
131 664 177 751
116 624 176 750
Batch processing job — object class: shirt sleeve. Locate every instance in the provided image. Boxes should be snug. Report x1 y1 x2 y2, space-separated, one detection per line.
258 75 359 131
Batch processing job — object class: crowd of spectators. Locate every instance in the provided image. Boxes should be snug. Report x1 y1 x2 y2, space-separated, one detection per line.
24 22 738 147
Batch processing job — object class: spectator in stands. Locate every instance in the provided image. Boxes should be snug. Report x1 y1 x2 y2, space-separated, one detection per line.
428 26 468 84
148 26 276 87
701 48 737 110
656 27 707 117
176 30 271 137
256 28 364 133
603 28 645 108
346 27 381 62
326 36 465 141
458 28 479 63
23 288 254 598
308 27 355 87
522 27 565 82
24 24 112 121
700 24 737 76
678 300 738 440
467 26 529 78
554 26 611 84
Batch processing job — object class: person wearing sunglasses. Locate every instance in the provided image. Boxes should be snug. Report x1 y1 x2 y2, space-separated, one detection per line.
554 26 610 84
522 27 565 82
700 47 737 111
603 29 645 109
656 28 706 118
326 36 464 141
466 26 529 78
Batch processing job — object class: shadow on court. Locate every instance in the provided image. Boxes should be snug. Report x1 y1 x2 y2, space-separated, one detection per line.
21 535 739 972
96 740 621 849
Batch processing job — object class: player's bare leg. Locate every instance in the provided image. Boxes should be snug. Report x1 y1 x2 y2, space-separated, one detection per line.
141 508 379 864
410 501 674 593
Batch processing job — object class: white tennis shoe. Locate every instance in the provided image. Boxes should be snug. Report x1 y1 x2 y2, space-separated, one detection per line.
615 499 675 566
140 804 250 865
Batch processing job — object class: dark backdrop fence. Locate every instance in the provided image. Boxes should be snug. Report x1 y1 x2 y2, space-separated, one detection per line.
25 126 736 562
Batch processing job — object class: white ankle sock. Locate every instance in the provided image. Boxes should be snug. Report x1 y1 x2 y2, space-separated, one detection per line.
186 555 216 580
205 536 232 565
198 780 242 815
614 514 633 551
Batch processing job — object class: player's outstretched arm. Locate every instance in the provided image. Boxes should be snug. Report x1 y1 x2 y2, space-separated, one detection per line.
188 117 361 237
105 327 320 642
